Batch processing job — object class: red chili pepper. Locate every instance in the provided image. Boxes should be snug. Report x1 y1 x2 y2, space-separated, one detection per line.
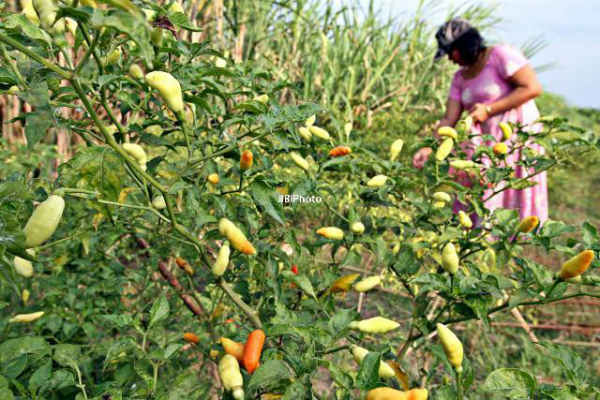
291 265 298 275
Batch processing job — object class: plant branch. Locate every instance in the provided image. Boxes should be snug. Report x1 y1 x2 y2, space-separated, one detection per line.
218 278 262 329
0 33 72 79
0 43 27 87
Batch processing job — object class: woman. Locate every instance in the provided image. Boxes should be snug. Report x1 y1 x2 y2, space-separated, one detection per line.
413 18 548 223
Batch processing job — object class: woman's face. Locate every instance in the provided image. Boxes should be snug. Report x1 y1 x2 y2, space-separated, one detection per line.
448 49 465 65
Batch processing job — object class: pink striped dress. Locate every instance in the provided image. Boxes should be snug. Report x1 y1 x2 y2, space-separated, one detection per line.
448 44 548 224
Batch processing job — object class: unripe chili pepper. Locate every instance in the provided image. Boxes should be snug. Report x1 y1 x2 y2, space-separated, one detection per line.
461 116 473 132
367 175 388 187
13 249 35 277
122 143 148 171
353 275 381 292
129 64 144 80
152 195 166 210
458 211 473 229
212 241 231 276
441 242 459 274
436 138 454 161
350 345 395 379
151 27 163 47
308 125 330 140
220 337 244 361
104 47 122 66
240 150 253 170
23 195 65 247
254 94 269 104
218 218 256 255
142 8 156 21
482 248 496 271
344 122 353 137
168 1 184 13
144 125 163 136
243 329 265 374
298 126 312 141
145 71 184 114
218 354 244 400
517 216 539 233
290 152 310 170
499 122 512 141
449 160 476 170
329 146 352 157
33 0 60 31
558 250 594 280
390 138 404 161
22 0 39 25
9 311 44 323
316 226 344 240
22 289 30 304
432 192 451 203
348 316 400 334
214 57 227 68
7 85 20 95
183 332 199 344
436 323 463 372
350 221 365 234
432 201 446 209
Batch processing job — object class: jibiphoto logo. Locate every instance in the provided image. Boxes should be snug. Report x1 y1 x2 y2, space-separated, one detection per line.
278 194 322 204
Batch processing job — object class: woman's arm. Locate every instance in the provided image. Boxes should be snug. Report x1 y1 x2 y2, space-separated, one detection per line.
488 65 542 116
436 98 463 130
471 65 542 122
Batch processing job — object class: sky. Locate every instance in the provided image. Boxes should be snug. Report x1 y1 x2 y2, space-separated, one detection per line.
332 0 600 109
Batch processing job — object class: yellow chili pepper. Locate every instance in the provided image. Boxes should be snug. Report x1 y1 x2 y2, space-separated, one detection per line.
348 316 400 334
438 126 458 140
558 250 594 280
316 227 344 240
436 323 463 372
517 216 539 233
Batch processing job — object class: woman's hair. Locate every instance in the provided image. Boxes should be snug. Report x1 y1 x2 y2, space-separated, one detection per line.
450 27 486 65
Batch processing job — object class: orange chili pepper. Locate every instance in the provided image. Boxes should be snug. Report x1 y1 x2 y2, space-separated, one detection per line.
220 337 245 361
183 332 200 344
328 146 352 157
243 329 265 374
240 150 253 170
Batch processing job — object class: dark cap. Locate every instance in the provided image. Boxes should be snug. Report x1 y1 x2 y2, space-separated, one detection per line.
434 18 473 60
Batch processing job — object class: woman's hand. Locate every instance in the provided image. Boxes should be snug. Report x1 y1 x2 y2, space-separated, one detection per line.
469 103 490 123
412 147 432 169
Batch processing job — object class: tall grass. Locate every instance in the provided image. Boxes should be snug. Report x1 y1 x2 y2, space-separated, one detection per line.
195 0 501 129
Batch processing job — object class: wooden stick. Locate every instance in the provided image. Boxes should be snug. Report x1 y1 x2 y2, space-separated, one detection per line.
510 307 539 343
